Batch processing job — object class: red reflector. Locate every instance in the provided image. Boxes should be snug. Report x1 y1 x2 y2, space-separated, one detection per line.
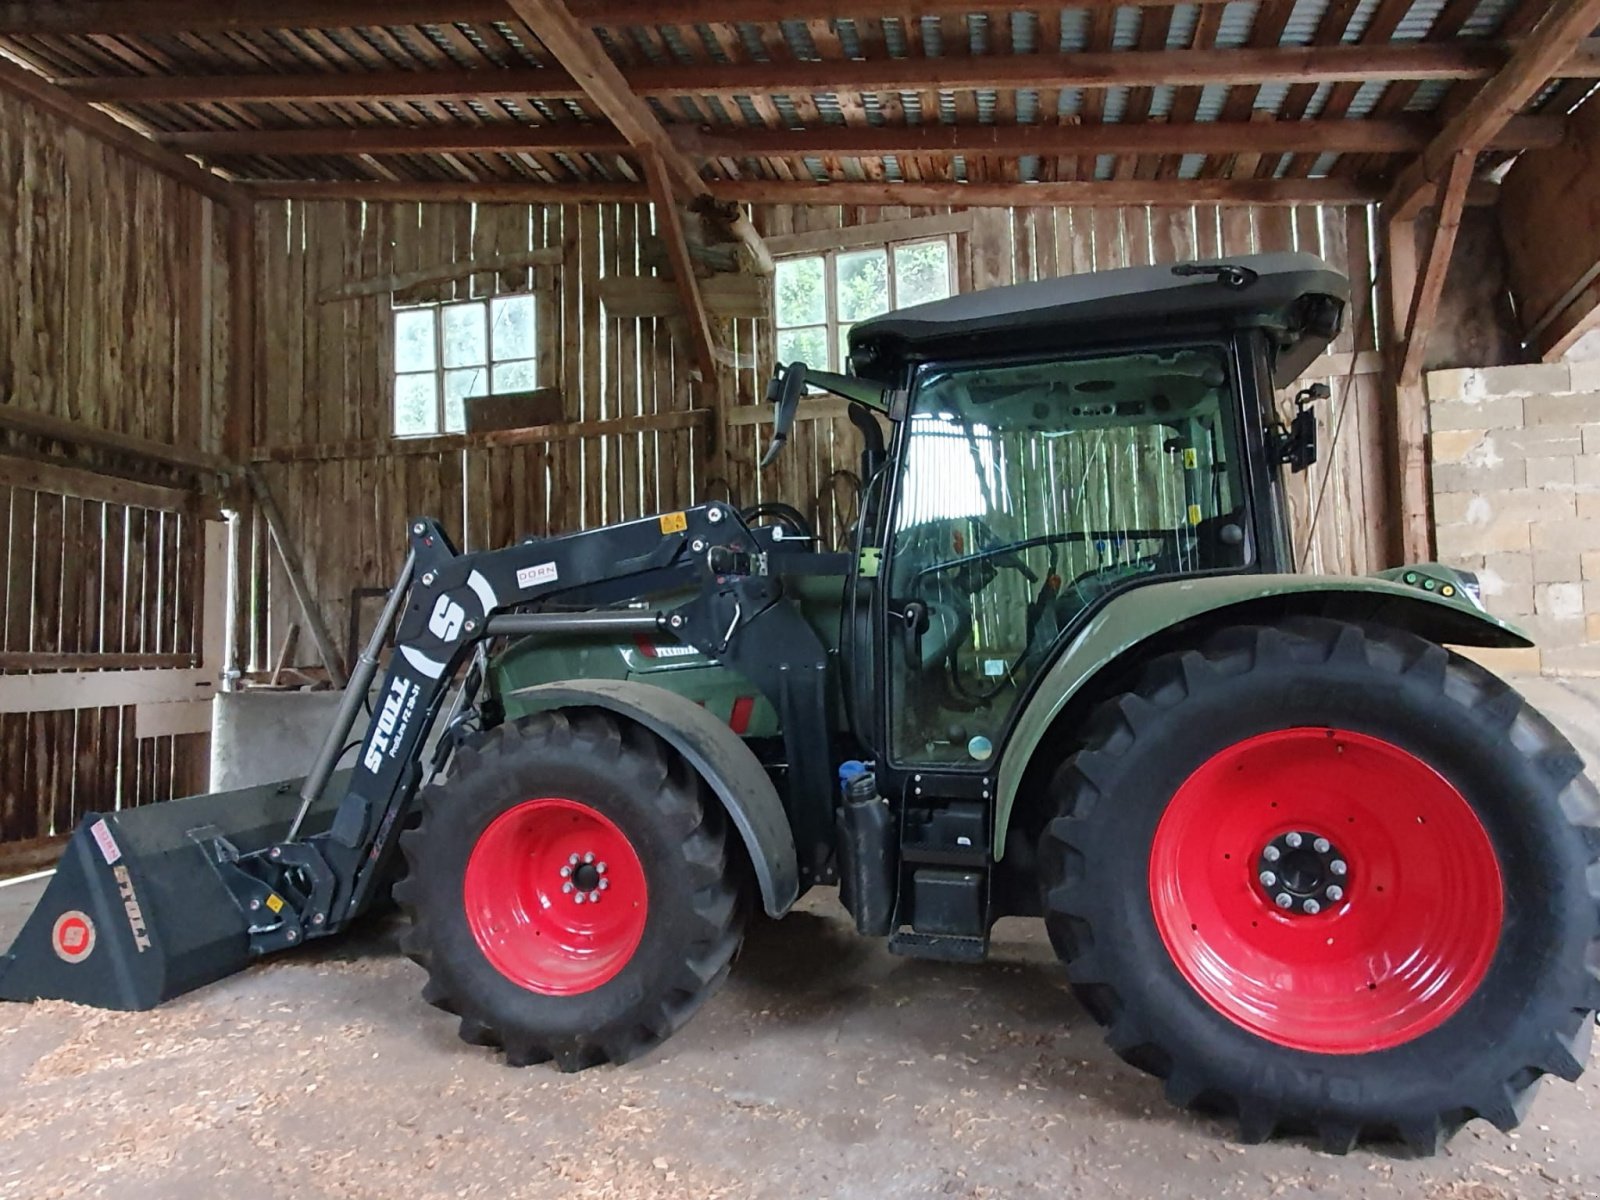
632 634 657 658
729 695 756 735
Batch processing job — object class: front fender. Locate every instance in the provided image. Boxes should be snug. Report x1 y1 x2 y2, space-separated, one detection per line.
505 678 799 917
994 568 1530 856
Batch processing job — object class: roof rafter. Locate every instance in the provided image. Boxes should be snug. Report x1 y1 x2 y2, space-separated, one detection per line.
1386 0 1600 218
50 40 1600 105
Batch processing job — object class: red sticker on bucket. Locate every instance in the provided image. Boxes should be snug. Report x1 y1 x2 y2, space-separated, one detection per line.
51 911 96 964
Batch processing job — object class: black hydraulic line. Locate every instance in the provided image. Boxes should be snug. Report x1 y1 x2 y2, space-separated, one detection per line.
483 611 665 637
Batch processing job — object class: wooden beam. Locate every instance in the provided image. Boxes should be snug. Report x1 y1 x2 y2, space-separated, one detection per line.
149 115 1560 164
243 176 1383 208
1382 215 1432 564
246 468 348 688
1386 0 1600 219
0 450 197 512
226 204 256 466
676 115 1562 159
1399 152 1475 385
0 55 236 204
0 0 1215 36
318 247 562 304
599 275 769 320
765 213 972 256
244 179 648 204
158 125 628 157
0 652 197 670
61 41 1600 106
500 0 769 272
250 408 711 464
0 401 231 473
646 152 716 394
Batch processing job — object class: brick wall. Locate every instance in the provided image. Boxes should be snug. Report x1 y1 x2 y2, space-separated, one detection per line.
1428 361 1600 674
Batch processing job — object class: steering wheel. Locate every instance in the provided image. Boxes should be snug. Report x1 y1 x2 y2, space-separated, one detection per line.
910 516 1039 588
760 362 807 469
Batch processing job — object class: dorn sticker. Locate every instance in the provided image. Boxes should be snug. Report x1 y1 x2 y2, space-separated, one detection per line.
51 911 96 964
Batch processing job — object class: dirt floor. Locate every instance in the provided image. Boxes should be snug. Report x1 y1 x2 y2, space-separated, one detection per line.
2 673 1600 1200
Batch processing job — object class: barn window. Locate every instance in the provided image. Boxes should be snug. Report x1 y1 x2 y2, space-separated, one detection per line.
774 237 955 372
392 294 538 437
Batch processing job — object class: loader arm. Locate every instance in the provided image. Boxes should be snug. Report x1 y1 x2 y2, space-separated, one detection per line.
232 502 839 954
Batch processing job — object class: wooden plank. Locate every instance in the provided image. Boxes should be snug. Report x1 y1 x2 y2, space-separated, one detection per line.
764 212 973 256
134 699 213 740
0 669 214 715
246 468 348 687
158 126 630 158
246 180 649 205
598 275 769 320
0 450 196 512
318 247 562 304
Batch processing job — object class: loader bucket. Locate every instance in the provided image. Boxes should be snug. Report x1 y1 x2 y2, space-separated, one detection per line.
0 775 345 1011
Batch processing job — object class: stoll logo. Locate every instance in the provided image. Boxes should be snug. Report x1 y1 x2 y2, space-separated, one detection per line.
51 911 96 964
364 676 415 773
113 865 152 953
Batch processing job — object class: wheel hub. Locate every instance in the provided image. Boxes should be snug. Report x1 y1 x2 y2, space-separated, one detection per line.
1256 830 1348 915
558 851 610 903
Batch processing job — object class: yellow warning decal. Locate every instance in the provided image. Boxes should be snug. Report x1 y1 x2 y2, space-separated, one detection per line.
1187 503 1203 526
265 893 285 914
659 511 688 534
1183 448 1198 470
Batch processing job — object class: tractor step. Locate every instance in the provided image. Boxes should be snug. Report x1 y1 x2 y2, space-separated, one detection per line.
888 929 988 963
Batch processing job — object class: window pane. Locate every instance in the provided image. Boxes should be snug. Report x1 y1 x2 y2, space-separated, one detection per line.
394 372 438 436
492 359 537 395
444 367 487 433
777 325 828 369
394 308 437 373
837 249 889 322
442 302 487 368
491 295 536 363
775 256 826 327
895 240 952 307
838 323 853 371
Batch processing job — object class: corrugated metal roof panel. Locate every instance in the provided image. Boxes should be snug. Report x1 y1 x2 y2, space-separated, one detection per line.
1060 10 1090 52
1215 1 1262 49
1168 4 1200 48
1340 0 1384 43
1178 153 1208 178
1281 0 1330 46
1463 0 1517 37
1112 6 1144 48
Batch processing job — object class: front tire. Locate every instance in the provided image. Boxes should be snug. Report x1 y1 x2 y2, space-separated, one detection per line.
1038 618 1600 1152
396 709 746 1071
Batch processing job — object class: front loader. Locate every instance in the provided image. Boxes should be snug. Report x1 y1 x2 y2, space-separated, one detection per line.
5 252 1598 1154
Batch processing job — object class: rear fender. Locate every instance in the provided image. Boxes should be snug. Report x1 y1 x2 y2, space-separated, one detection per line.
994 569 1530 856
508 679 799 917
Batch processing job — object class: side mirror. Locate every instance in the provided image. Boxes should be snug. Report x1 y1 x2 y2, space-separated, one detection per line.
1271 382 1326 474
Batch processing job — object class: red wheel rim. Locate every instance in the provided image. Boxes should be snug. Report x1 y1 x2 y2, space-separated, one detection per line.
1148 728 1503 1054
464 798 649 995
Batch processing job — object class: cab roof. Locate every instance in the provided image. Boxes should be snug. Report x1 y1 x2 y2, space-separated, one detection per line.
847 251 1350 389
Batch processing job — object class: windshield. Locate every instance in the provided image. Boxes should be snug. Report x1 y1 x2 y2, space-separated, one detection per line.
886 344 1249 766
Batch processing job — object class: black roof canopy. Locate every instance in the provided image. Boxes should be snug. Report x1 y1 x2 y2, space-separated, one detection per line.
848 252 1351 388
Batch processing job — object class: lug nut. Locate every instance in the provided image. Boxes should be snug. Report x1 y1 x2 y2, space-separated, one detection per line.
1330 859 1347 876
562 882 574 894
1302 899 1321 915
1285 832 1302 849
1275 893 1293 909
596 862 607 874
1259 871 1277 887
588 890 601 903
560 865 571 878
1313 837 1330 853
598 878 610 891
1326 885 1344 902
584 852 594 864
569 853 580 866
574 892 586 904
1262 845 1281 863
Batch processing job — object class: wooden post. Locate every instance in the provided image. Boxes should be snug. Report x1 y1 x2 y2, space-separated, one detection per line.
1381 212 1434 566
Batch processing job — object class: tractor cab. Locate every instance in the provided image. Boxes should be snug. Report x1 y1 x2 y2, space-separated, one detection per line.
769 253 1350 774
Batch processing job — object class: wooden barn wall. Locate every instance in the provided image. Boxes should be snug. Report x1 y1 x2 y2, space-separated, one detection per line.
247 198 1384 673
0 88 227 855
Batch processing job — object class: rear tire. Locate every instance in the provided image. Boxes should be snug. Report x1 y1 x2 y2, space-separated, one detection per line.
1038 618 1600 1152
396 708 746 1071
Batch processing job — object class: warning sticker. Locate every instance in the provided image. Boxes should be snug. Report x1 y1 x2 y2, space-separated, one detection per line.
90 820 121 865
659 511 688 534
265 894 285 914
52 911 96 964
516 562 559 590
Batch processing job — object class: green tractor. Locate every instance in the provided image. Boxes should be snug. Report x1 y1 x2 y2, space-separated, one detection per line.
4 253 1597 1154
